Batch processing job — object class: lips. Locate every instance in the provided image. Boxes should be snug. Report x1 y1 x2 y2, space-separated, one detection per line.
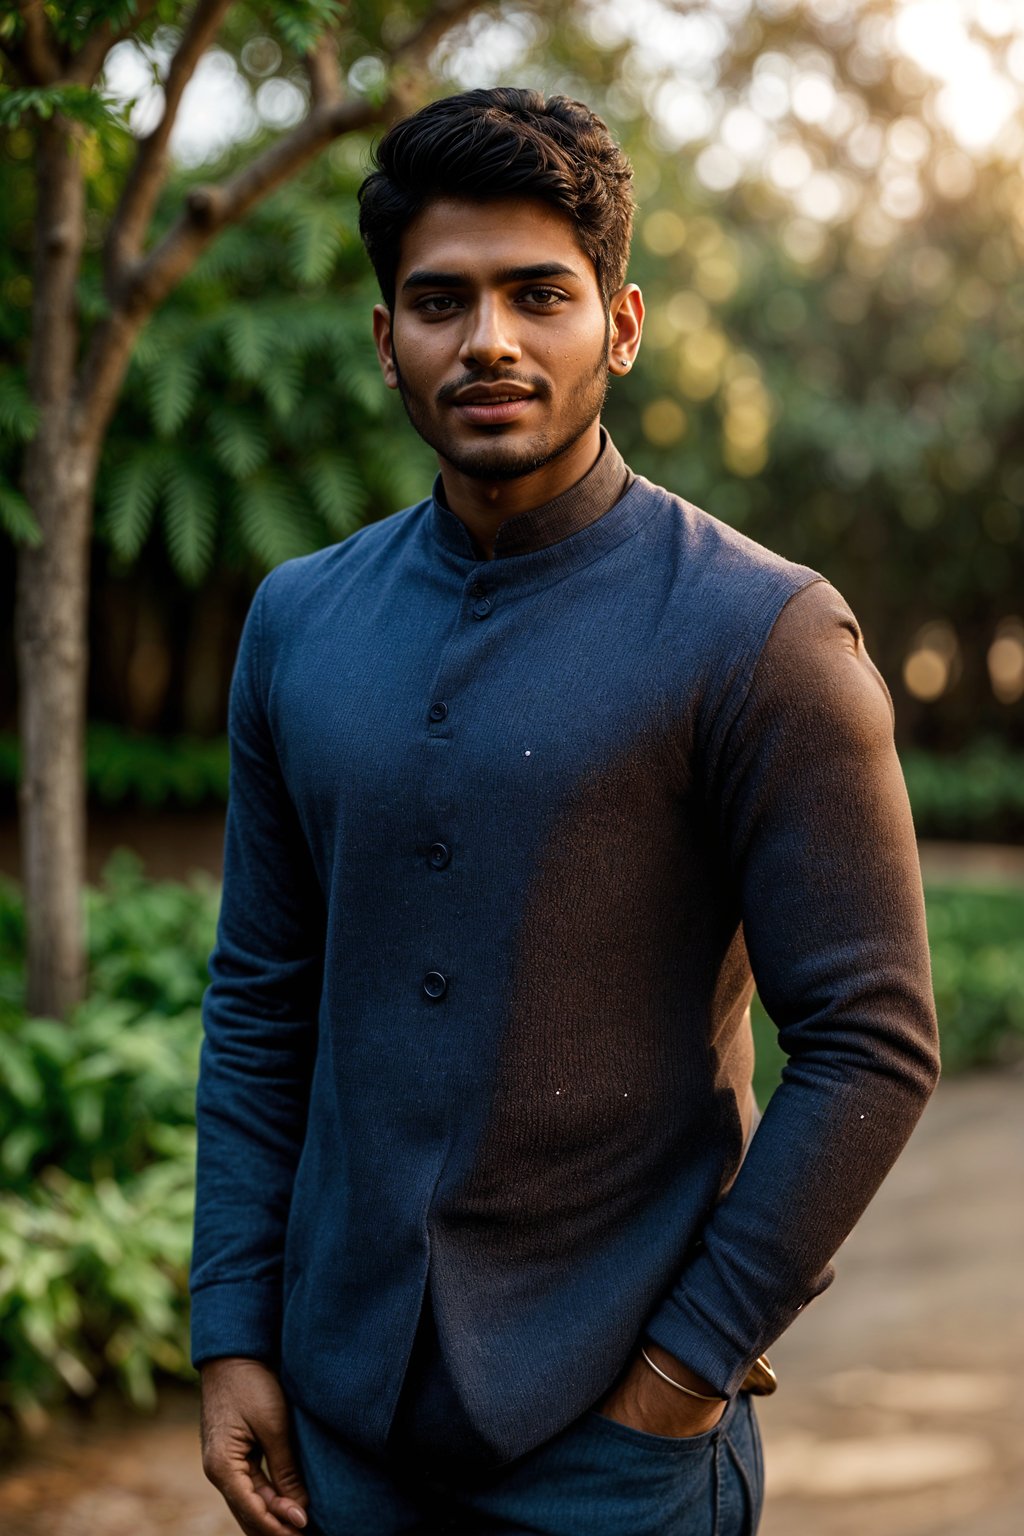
450 385 536 426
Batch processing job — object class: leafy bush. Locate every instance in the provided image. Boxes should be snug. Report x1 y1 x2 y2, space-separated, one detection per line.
901 741 1024 843
924 885 1024 1072
0 725 230 811
0 859 1021 1431
0 855 214 1431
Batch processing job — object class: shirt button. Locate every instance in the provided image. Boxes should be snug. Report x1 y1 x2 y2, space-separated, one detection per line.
469 581 486 597
472 598 492 618
422 970 447 1000
428 701 448 723
428 842 451 869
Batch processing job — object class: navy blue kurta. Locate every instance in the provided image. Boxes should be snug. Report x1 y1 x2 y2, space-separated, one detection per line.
190 446 939 1466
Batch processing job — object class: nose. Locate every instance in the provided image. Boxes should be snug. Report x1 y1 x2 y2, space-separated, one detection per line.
459 296 521 370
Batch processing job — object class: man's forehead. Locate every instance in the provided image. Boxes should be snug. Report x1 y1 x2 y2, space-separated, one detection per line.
395 195 598 286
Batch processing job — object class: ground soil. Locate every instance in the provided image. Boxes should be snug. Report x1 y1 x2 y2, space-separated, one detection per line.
0 1073 1021 1536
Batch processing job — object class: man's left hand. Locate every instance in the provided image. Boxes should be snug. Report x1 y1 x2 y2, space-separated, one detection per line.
595 1341 728 1439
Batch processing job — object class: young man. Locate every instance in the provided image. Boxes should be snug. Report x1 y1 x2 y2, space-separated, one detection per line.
192 89 940 1536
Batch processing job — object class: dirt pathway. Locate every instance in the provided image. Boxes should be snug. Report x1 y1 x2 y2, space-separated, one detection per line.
1 1074 1021 1535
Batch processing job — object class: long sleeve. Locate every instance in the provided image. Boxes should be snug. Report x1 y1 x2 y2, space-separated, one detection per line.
189 575 326 1367
644 578 941 1396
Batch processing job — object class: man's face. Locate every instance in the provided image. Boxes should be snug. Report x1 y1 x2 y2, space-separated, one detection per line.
373 197 619 482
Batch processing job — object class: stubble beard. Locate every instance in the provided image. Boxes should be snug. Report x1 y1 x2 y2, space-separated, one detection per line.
391 331 611 484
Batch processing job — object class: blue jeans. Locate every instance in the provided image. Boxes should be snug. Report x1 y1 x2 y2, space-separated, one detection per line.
293 1390 764 1535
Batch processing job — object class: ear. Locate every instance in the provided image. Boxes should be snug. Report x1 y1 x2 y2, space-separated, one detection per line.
606 284 644 376
373 304 399 390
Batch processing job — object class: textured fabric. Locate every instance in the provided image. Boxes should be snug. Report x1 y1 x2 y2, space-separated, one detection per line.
294 1390 764 1535
190 449 940 1469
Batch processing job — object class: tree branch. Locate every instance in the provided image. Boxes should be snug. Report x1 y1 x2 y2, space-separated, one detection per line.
391 0 489 71
103 0 233 289
306 29 343 108
76 0 497 449
66 0 163 86
13 0 61 84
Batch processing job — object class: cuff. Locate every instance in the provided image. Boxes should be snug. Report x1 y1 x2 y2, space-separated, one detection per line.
642 1294 752 1400
189 1278 282 1369
644 1260 836 1400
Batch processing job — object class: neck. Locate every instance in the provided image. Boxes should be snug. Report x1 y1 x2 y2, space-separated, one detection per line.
437 419 603 560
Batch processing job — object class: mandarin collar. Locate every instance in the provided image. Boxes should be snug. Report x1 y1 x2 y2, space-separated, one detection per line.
430 428 634 561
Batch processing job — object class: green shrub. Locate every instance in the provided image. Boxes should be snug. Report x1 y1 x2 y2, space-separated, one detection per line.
0 855 214 1430
902 740 1024 842
0 725 231 811
923 885 1024 1072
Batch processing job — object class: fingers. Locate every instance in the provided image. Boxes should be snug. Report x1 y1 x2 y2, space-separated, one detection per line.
261 1420 310 1517
204 1448 309 1536
252 1460 310 1529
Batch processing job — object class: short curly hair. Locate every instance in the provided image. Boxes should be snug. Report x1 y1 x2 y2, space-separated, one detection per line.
358 87 636 309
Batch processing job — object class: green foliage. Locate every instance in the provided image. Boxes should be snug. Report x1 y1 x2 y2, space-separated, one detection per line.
272 0 347 57
0 373 37 441
0 482 41 545
0 84 124 130
0 725 231 809
105 445 169 560
926 885 1024 1073
0 854 217 1425
902 741 1024 842
0 371 41 543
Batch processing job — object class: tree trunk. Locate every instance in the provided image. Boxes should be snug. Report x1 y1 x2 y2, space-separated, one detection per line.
15 429 94 1018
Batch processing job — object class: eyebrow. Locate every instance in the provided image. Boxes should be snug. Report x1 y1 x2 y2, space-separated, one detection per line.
401 262 583 292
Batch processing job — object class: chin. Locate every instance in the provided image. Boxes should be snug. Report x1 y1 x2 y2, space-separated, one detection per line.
446 443 554 482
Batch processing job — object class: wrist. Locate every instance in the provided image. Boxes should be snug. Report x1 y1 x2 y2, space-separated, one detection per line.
640 1340 725 1401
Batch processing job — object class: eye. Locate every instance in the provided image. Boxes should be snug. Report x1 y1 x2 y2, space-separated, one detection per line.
417 295 462 314
521 287 567 307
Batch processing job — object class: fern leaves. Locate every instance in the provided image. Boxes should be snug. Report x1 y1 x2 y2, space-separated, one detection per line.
222 308 280 382
302 450 367 537
207 408 269 478
106 449 167 561
0 482 42 547
103 449 216 584
146 353 202 438
287 204 350 287
232 472 318 568
0 374 38 443
164 462 218 585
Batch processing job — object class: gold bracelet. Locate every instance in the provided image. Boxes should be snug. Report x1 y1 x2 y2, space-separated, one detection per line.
639 1347 727 1402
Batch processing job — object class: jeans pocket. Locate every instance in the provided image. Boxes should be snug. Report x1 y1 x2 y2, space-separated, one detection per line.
718 1395 763 1535
583 1391 739 1455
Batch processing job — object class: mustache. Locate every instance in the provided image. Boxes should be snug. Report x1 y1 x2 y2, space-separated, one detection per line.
436 371 549 406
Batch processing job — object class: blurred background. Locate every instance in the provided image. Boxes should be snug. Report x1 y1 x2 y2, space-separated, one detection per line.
1 2 1022 1533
